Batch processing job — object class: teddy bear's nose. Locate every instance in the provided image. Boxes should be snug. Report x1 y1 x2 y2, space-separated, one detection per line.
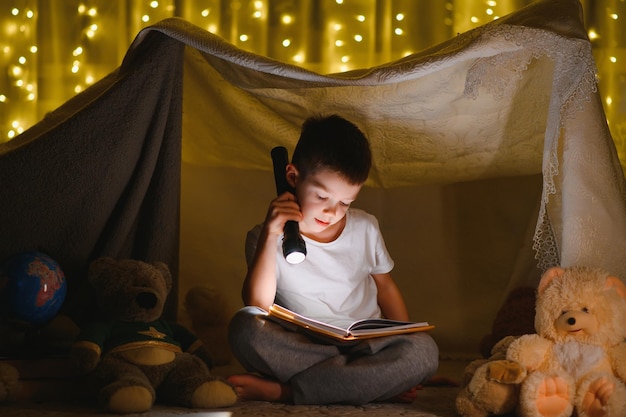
136 292 157 309
567 317 576 326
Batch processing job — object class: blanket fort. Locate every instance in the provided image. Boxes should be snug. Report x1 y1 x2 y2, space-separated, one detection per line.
0 0 624 334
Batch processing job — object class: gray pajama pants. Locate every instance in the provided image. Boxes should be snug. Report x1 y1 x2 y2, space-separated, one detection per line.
228 306 439 405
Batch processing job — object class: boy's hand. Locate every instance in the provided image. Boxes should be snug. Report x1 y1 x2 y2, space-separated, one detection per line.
264 191 302 236
243 191 302 309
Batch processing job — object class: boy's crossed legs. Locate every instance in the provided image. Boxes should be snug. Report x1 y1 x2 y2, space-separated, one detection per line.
228 306 440 405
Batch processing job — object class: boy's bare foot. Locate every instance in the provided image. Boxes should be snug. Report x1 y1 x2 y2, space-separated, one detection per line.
424 375 460 387
388 386 421 403
227 373 293 402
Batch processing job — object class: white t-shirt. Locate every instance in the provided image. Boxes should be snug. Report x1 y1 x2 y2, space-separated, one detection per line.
245 208 394 327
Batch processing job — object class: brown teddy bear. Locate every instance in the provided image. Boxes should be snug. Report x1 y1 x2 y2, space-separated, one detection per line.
70 257 237 413
506 266 626 417
456 335 527 417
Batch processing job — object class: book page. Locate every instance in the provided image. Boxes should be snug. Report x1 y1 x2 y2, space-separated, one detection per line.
268 304 433 340
348 318 430 331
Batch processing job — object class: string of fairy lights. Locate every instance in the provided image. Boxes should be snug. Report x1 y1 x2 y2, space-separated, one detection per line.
1 0 624 168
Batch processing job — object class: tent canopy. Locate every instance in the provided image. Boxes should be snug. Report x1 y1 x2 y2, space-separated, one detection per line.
1 0 624 356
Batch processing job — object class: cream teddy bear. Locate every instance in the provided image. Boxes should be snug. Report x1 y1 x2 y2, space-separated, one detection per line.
506 266 626 417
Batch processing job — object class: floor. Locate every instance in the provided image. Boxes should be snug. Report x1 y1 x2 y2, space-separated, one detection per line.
0 360 469 417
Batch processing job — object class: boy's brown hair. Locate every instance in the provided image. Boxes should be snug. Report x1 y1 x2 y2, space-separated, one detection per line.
291 115 371 185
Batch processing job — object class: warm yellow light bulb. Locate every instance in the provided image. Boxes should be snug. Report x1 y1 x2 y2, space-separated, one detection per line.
11 120 19 128
142 15 150 23
610 13 618 20
609 56 617 63
335 40 344 47
0 95 6 102
282 39 291 47
486 9 494 15
11 8 19 16
588 29 599 40
150 1 159 8
88 8 97 17
73 47 83 56
30 46 37 53
333 23 342 31
606 96 612 106
78 4 86 14
487 0 497 6
394 28 403 35
470 16 479 23
11 66 22 77
293 53 304 63
357 15 365 22
253 11 262 18
395 13 405 21
18 56 26 64
240 34 249 42
282 15 293 24
26 93 35 101
354 34 362 42
336 0 344 4
201 9 210 17
341 55 349 63
26 9 34 18
254 1 263 9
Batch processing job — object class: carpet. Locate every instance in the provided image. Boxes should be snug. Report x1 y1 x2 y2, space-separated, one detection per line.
0 360 467 417
0 387 460 417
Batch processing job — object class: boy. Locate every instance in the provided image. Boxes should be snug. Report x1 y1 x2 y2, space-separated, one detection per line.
227 115 439 405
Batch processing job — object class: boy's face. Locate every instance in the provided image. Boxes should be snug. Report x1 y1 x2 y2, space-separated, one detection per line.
291 167 362 239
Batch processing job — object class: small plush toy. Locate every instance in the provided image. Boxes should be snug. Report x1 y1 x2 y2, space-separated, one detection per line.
479 286 537 358
184 286 233 367
70 257 237 413
506 266 626 417
456 335 527 417
0 362 21 403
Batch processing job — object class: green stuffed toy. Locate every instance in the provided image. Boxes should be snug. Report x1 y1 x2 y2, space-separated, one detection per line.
70 257 237 413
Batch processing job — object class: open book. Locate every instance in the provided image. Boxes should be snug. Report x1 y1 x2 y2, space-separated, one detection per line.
267 304 434 342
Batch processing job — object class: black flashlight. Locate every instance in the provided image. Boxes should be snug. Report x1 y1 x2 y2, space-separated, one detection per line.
271 146 307 264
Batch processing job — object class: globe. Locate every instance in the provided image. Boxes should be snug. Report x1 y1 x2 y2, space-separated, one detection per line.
0 251 67 325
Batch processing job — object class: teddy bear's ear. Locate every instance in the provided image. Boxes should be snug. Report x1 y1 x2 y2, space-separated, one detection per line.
605 276 626 299
153 261 172 292
88 257 118 285
537 266 565 295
